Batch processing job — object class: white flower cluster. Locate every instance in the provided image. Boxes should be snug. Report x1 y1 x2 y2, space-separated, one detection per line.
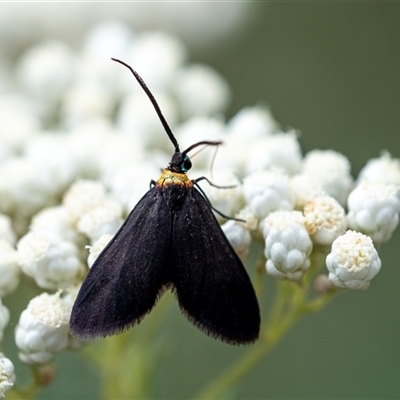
0 22 235 378
0 21 398 394
15 290 79 364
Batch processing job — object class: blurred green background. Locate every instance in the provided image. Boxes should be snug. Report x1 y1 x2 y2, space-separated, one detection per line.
3 3 400 399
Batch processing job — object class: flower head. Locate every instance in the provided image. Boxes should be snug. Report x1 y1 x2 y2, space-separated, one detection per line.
326 230 381 290
262 210 313 280
17 231 85 290
347 181 400 245
357 151 400 186
304 195 347 246
15 292 71 364
302 150 353 206
243 170 295 221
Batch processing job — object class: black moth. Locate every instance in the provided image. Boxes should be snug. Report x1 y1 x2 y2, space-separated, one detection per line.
70 59 260 345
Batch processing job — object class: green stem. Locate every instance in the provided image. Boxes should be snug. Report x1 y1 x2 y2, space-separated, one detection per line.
194 280 335 400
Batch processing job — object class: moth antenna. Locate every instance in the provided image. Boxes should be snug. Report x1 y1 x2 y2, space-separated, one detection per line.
183 140 222 155
111 58 180 153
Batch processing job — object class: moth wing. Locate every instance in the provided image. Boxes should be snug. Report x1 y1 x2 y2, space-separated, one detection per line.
170 187 260 345
70 187 171 339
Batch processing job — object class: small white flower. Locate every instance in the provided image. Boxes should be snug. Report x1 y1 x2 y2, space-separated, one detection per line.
82 21 133 61
326 230 381 290
262 210 313 280
289 173 326 210
227 106 278 138
126 31 187 90
246 130 302 176
0 240 20 297
17 231 85 290
30 206 86 246
304 196 347 246
173 64 230 117
77 199 123 243
0 214 16 245
221 219 252 262
15 292 70 364
302 150 353 206
347 181 400 245
104 162 160 213
0 158 58 218
0 94 40 150
242 170 295 220
214 106 278 176
63 180 107 224
24 134 78 195
87 234 113 268
61 83 115 128
0 353 15 398
357 152 400 186
117 91 178 150
66 122 115 178
17 40 75 102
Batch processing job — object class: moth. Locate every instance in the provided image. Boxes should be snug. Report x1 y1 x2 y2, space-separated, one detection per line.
70 59 260 345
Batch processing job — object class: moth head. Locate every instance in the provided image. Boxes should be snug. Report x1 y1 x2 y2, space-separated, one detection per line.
169 152 192 173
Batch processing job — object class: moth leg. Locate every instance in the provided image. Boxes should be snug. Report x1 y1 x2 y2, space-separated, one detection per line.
193 180 245 223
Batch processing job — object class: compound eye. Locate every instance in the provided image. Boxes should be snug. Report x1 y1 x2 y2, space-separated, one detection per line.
180 155 192 172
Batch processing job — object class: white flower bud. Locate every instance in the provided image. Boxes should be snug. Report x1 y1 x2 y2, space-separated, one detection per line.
302 150 353 206
62 83 114 128
126 31 187 90
118 91 178 150
313 274 334 294
0 353 15 397
326 230 381 290
304 196 347 246
347 181 400 245
103 161 160 213
87 234 113 268
212 107 278 176
15 292 70 364
0 240 20 297
243 170 295 220
83 21 133 61
63 180 107 224
0 95 40 149
30 206 85 246
227 106 278 138
17 40 75 102
0 214 16 246
24 134 77 195
357 152 400 186
246 131 302 176
17 231 85 290
173 64 230 117
77 199 123 243
289 173 325 209
262 211 313 280
0 158 57 217
221 220 252 262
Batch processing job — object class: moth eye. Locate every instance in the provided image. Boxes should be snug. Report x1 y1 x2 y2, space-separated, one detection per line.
181 155 192 172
